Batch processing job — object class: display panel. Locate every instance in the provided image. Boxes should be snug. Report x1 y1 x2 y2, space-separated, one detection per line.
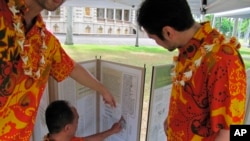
99 60 145 141
35 59 145 140
146 64 173 141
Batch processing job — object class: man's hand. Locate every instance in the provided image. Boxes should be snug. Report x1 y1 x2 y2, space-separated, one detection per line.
101 88 116 108
84 118 122 141
109 119 123 134
70 62 116 108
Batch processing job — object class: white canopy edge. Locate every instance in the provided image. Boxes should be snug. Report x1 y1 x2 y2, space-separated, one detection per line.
115 0 250 18
213 7 250 18
206 0 250 14
62 0 250 18
62 0 132 9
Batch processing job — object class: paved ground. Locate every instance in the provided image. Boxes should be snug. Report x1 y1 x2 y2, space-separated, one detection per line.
54 34 158 46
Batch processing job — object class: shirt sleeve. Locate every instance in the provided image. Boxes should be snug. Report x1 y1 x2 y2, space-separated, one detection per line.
208 44 246 132
50 39 75 82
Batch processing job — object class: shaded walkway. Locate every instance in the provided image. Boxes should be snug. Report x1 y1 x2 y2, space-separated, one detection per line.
55 34 158 46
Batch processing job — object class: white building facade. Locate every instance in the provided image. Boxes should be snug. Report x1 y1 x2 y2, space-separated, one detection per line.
41 6 137 35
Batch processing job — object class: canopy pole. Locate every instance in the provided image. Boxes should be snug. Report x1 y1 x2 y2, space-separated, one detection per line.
135 24 139 47
65 6 74 45
200 0 207 22
232 18 239 37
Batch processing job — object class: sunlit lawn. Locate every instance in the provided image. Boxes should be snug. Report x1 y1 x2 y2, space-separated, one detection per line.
240 47 250 69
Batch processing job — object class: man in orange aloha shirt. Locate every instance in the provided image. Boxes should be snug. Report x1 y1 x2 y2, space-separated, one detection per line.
44 100 122 141
137 0 246 140
0 0 116 140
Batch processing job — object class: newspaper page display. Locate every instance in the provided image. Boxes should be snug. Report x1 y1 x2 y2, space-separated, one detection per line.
52 59 145 140
146 64 173 141
32 84 49 141
99 61 145 141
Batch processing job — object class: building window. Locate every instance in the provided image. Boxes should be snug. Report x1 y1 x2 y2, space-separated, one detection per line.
55 8 60 15
108 28 112 34
107 9 113 20
116 9 122 20
98 26 103 33
85 7 90 16
117 28 121 34
125 28 128 34
124 10 129 21
85 26 91 33
53 24 59 32
97 8 105 19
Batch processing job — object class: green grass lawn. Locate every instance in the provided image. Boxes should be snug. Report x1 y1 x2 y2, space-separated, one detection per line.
240 47 250 69
62 44 250 102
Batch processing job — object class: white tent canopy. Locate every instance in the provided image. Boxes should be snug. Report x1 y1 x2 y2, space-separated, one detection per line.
114 0 250 17
111 0 250 16
205 0 250 14
214 7 250 18
62 0 250 18
62 0 131 9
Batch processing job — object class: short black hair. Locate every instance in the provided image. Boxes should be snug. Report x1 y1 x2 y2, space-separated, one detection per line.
45 100 74 134
137 0 195 40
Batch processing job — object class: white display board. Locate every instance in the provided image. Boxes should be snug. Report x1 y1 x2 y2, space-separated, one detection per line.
76 61 98 137
99 60 145 141
53 59 145 140
146 64 174 141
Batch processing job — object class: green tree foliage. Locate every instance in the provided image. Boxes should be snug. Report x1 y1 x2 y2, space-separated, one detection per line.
216 18 233 36
205 14 250 39
240 19 250 38
205 14 213 22
241 19 250 32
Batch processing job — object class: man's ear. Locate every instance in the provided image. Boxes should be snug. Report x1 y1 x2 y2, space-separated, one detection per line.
162 26 175 40
64 124 71 133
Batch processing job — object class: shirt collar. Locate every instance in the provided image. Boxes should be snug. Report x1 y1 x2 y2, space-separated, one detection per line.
178 22 213 59
36 14 46 29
